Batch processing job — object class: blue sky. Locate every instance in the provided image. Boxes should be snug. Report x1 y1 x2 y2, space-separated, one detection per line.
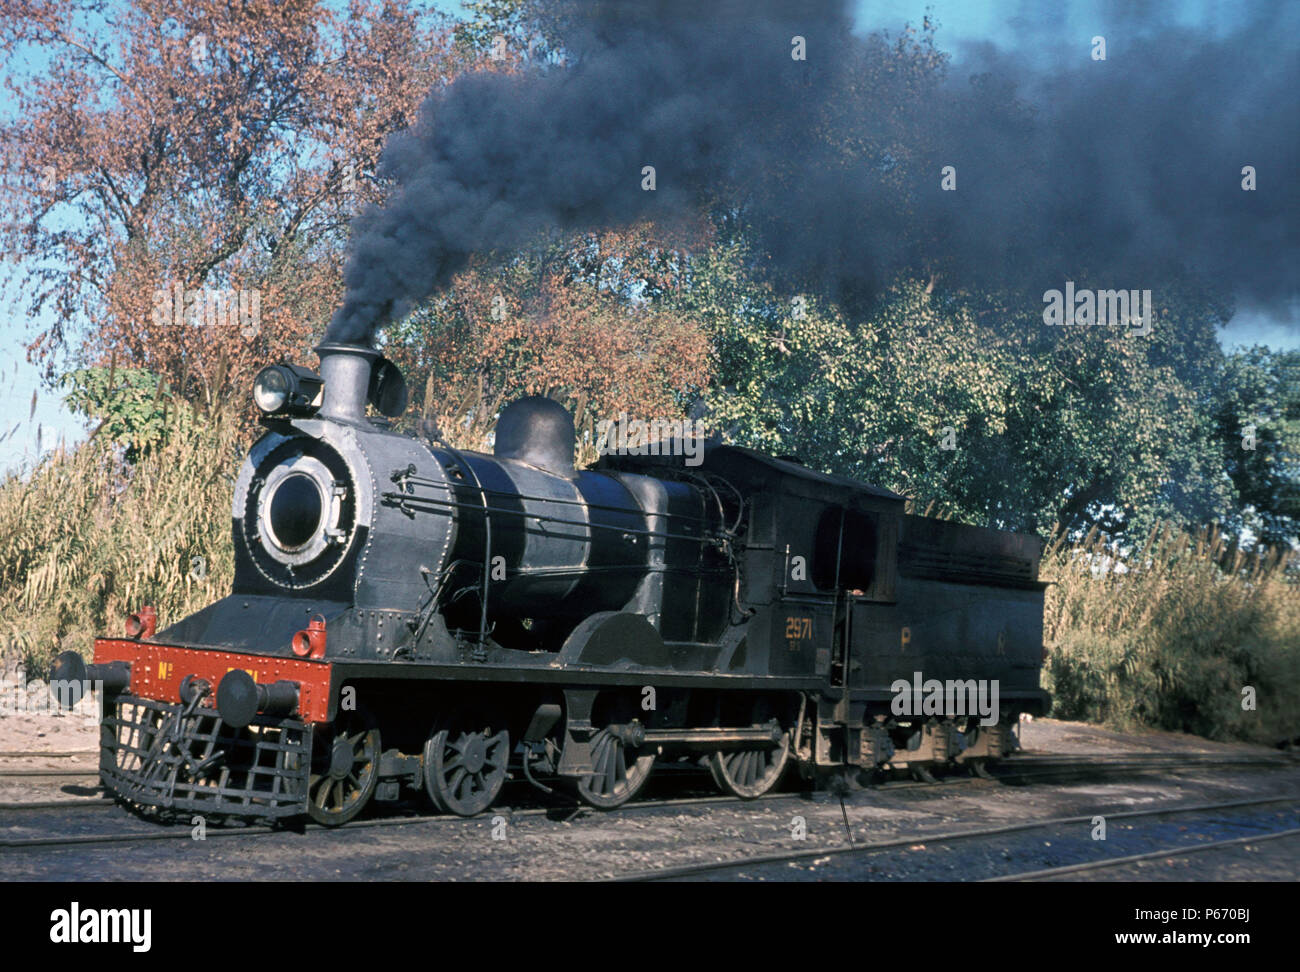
2 0 1294 475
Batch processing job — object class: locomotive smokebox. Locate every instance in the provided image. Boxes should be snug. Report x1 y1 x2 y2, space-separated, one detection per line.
314 342 378 423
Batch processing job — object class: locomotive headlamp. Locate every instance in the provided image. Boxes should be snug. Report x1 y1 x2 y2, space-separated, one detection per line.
253 364 324 416
253 366 289 412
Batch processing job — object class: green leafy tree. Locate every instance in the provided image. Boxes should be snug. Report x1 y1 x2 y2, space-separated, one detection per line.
1211 348 1300 547
61 366 189 462
674 239 1238 540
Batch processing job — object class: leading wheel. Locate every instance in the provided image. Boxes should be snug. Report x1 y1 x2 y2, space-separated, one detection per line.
306 717 381 826
575 726 655 809
424 724 510 816
708 734 790 799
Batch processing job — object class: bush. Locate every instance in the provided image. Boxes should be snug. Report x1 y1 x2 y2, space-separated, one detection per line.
60 366 189 462
0 406 241 675
1042 524 1300 743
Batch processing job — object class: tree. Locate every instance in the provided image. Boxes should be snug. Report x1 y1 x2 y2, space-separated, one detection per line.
1211 348 1300 547
1 0 456 402
385 224 713 460
674 237 1239 540
60 363 189 462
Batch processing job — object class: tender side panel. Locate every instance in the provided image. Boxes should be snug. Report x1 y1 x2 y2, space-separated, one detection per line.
847 577 1047 701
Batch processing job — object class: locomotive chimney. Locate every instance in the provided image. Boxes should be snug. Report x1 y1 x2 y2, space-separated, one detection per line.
314 343 378 423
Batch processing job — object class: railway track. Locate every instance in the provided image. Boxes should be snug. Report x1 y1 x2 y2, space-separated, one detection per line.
0 797 113 810
0 767 964 813
0 768 102 778
1 747 1291 789
0 787 813 850
1 750 1286 810
2 750 1296 855
991 752 1296 784
616 793 1300 881
983 827 1300 881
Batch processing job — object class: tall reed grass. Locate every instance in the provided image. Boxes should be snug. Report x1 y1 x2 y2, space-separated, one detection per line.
0 408 239 675
1041 523 1300 744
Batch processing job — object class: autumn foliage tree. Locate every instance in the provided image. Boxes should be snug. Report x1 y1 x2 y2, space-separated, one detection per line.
0 0 456 403
385 224 714 461
1 0 1290 552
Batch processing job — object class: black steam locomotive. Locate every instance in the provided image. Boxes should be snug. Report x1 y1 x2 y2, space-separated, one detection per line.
55 343 1048 824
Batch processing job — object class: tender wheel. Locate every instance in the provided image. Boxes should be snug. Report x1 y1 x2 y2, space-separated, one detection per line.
424 724 510 816
910 762 939 784
576 726 655 809
709 734 790 799
306 718 380 826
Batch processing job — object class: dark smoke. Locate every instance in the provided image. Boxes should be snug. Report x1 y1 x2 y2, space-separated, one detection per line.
326 0 1299 344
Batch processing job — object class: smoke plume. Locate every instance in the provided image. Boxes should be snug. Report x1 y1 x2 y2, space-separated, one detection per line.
326 0 1299 344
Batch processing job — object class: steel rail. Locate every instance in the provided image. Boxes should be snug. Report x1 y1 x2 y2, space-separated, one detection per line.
613 793 1300 882
0 768 101 778
0 798 114 810
984 827 1300 882
0 788 808 850
2 752 1294 847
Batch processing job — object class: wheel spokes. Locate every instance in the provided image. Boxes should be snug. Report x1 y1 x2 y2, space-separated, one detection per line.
426 722 509 816
605 740 619 793
310 775 329 809
712 728 790 799
576 723 654 809
615 743 627 788
306 720 380 826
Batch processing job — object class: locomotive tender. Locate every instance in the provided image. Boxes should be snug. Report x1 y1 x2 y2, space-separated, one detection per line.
55 342 1049 824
